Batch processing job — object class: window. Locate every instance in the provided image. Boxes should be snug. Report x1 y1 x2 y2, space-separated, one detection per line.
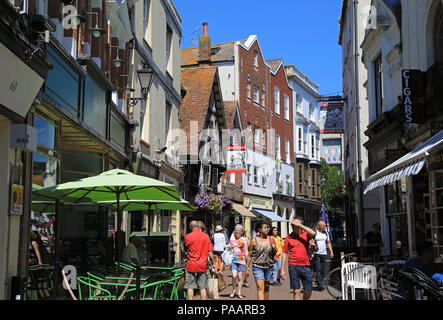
261 84 266 107
262 129 266 150
312 170 316 197
85 75 107 138
298 164 304 194
241 57 243 72
166 25 173 74
254 166 258 184
247 164 252 184
276 171 282 193
246 80 251 100
309 104 315 122
143 0 151 42
246 122 252 147
296 94 302 112
311 134 315 159
284 95 290 120
275 134 281 159
297 127 302 152
254 126 260 148
274 87 280 114
261 170 266 187
230 172 235 184
253 86 259 104
374 54 383 118
165 102 171 145
285 139 290 164
316 136 320 160
254 51 258 68
385 177 408 257
159 211 170 232
286 175 292 195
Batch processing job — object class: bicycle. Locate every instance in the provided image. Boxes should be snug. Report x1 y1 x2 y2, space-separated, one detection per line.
325 252 356 300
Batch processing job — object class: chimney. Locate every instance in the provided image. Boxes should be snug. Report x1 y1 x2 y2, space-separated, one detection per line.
198 22 211 65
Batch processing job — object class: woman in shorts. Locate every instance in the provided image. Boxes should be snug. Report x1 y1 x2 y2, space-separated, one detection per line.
245 222 277 300
228 229 247 298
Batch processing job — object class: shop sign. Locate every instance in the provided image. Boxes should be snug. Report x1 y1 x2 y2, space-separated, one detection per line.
319 102 344 134
227 146 246 173
137 158 159 179
244 195 272 210
10 184 23 215
222 184 244 203
402 70 424 124
386 148 406 160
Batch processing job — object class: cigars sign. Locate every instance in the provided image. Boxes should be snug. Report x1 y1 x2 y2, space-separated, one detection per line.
402 70 424 124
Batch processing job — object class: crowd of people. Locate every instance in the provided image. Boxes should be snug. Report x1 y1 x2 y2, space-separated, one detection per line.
182 217 334 300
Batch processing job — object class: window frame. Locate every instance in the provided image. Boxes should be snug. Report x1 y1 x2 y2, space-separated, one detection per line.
274 87 280 115
374 54 384 118
284 94 290 121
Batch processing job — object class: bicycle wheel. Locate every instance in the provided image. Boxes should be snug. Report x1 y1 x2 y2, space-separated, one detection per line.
326 267 342 300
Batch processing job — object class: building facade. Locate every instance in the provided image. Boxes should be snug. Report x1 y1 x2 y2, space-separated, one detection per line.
360 0 443 265
339 0 380 248
285 65 323 229
126 0 183 263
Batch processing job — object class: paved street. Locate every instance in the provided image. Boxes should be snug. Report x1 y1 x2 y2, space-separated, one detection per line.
216 267 334 301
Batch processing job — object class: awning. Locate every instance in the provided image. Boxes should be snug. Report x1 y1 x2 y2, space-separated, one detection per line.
364 129 443 194
232 203 257 218
250 207 289 222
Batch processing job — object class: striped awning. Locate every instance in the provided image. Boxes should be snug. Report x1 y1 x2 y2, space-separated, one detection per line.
250 207 289 222
232 203 257 218
363 129 443 194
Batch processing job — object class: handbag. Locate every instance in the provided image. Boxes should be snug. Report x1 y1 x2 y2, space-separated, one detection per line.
208 275 219 299
221 249 234 266
217 273 227 292
268 236 279 262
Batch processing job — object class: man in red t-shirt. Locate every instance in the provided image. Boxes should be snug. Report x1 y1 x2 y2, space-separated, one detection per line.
280 217 316 300
183 220 216 300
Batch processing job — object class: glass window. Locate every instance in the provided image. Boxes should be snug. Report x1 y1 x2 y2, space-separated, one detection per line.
274 87 280 114
160 210 170 232
166 25 173 73
296 94 302 112
275 134 280 159
262 129 266 150
110 111 126 149
285 139 290 164
374 54 383 118
247 77 251 100
254 51 258 68
262 170 266 188
32 153 58 188
45 46 81 116
261 90 265 107
84 75 107 138
35 115 55 150
143 0 151 42
254 126 260 148
298 127 302 152
254 166 258 184
284 95 290 120
247 164 251 184
253 86 259 104
309 104 315 122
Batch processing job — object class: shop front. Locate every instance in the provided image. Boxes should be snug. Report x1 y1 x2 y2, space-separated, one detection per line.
272 194 295 238
244 194 288 235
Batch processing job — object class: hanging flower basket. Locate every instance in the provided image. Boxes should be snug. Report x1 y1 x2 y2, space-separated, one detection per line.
193 192 233 213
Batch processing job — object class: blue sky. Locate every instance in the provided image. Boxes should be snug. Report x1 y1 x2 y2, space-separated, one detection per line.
174 0 343 96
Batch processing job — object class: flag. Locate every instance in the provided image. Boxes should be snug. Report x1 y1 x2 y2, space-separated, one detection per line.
320 204 333 241
198 163 204 193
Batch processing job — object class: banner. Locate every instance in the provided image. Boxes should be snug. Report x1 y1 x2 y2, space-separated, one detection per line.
227 146 246 173
402 69 424 124
320 102 344 134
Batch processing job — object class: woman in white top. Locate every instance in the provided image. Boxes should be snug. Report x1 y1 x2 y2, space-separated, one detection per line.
213 225 227 272
314 221 334 291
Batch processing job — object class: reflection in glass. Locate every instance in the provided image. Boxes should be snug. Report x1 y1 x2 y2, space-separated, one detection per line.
35 116 55 150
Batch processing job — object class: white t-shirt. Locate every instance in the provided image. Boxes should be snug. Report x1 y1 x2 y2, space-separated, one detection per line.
213 233 227 252
315 231 330 255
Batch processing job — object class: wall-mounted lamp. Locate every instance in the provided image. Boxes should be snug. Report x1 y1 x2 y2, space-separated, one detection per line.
109 45 125 68
85 12 106 38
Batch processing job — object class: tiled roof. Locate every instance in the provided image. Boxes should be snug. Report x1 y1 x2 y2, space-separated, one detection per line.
181 41 239 66
223 101 239 130
180 66 218 154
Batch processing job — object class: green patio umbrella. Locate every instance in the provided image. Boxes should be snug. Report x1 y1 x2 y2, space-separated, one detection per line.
97 199 196 264
32 183 55 213
33 169 183 269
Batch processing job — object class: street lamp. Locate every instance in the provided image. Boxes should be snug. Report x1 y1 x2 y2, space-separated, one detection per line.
127 62 155 108
70 13 87 26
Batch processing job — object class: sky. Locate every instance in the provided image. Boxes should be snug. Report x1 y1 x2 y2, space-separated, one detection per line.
173 0 343 96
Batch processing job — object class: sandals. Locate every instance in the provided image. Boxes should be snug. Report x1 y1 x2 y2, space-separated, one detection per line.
237 293 245 299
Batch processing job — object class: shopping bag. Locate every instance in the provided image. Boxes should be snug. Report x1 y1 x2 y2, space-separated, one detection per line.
221 249 233 266
208 275 219 300
217 273 227 292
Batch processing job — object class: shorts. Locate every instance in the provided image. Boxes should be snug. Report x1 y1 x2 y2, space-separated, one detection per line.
184 270 208 290
288 265 312 292
213 251 224 256
252 266 274 282
231 262 246 272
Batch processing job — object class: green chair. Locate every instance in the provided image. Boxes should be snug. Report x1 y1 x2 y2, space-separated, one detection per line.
77 276 116 300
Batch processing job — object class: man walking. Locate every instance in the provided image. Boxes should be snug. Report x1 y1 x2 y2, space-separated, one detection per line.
280 217 316 300
183 220 216 300
314 221 334 291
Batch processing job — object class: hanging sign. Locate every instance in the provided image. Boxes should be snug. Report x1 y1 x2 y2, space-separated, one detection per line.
319 102 344 134
10 184 23 215
402 69 424 124
227 146 246 173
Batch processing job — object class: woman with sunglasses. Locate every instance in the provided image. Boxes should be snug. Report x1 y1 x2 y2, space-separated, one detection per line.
245 222 277 300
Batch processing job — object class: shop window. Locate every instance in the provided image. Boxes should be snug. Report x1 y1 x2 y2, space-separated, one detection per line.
45 46 81 116
429 170 443 262
35 115 56 151
110 110 126 149
84 75 107 138
385 177 409 257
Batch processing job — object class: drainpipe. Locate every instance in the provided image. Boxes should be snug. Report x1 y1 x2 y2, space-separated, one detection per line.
353 0 365 248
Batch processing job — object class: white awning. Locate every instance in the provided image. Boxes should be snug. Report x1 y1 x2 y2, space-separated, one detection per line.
363 129 443 194
232 203 257 218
